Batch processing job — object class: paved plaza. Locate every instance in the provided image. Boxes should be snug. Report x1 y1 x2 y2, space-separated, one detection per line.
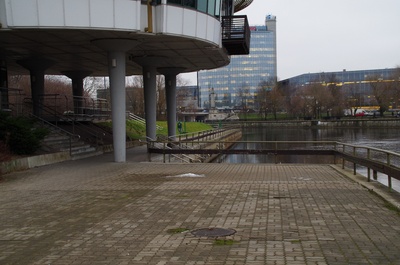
0 148 400 265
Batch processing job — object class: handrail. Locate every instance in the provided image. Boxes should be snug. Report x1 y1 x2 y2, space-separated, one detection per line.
29 113 80 156
141 136 193 163
24 98 105 146
127 112 162 130
166 141 204 163
147 139 400 191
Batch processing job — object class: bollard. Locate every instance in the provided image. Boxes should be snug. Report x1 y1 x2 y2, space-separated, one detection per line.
367 168 371 182
373 170 378 180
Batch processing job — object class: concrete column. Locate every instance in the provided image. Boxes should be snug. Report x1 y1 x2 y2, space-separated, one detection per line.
108 50 127 162
0 58 8 110
158 68 185 141
143 66 157 141
92 39 138 162
17 58 54 117
63 71 92 114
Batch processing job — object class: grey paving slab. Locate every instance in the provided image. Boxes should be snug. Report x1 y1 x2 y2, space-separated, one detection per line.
0 150 400 265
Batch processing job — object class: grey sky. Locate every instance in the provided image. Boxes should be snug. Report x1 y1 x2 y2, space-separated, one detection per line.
182 0 400 84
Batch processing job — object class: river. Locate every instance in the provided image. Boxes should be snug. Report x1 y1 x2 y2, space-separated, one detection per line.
216 126 400 192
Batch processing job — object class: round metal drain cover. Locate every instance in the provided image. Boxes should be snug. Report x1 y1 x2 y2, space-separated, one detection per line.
191 228 236 237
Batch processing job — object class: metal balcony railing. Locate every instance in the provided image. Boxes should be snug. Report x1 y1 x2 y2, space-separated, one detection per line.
221 15 250 55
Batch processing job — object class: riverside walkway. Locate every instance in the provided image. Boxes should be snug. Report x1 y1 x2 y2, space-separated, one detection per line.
0 146 400 265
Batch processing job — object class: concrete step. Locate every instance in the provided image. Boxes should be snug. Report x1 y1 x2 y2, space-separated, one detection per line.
71 149 103 160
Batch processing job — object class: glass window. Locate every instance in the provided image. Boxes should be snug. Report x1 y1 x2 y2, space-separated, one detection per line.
183 0 195 8
198 1 207 12
215 0 221 16
207 0 215 16
168 0 182 5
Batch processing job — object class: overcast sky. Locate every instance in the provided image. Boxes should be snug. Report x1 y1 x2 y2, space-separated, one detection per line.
182 0 400 84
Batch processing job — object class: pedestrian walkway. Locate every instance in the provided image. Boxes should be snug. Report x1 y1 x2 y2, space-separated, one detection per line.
0 147 399 265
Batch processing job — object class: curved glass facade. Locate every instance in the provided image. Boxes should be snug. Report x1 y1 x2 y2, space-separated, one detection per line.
156 0 232 17
198 16 277 108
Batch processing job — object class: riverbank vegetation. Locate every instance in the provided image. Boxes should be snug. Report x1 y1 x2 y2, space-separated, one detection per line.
97 120 213 140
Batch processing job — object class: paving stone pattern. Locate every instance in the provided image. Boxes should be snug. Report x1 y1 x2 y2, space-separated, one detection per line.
0 156 399 264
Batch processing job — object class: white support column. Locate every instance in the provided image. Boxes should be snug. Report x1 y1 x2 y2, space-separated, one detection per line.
159 68 185 141
109 50 127 162
92 39 138 162
143 66 157 141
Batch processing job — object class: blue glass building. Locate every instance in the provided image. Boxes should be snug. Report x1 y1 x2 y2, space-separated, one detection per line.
198 15 277 108
279 68 399 107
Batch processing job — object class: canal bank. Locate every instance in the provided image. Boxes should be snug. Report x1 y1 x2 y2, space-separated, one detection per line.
220 118 400 128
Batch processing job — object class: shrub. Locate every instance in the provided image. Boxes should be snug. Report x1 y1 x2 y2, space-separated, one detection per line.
0 112 48 155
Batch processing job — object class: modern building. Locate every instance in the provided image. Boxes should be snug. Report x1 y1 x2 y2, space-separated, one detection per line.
279 68 400 107
0 0 253 162
176 85 200 111
198 14 277 108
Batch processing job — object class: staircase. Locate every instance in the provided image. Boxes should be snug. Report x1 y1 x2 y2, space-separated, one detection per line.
40 128 103 160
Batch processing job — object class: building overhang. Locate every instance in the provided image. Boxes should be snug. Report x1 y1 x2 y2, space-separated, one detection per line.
0 1 231 76
1 28 231 76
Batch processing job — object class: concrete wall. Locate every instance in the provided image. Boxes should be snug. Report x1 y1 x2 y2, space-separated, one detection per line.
0 151 70 175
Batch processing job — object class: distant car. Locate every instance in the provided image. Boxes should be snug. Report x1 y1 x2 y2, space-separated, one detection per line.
354 109 373 117
354 109 366 116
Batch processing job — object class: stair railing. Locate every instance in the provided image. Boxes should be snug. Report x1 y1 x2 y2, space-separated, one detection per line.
30 113 80 156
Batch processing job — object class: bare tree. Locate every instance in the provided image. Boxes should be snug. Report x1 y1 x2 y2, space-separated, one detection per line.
390 67 400 109
324 73 345 117
237 83 250 110
126 76 144 117
289 91 308 118
256 79 273 119
256 79 284 120
8 75 31 96
369 75 394 116
156 75 166 120
176 74 190 87
84 77 106 98
268 85 285 120
302 82 331 119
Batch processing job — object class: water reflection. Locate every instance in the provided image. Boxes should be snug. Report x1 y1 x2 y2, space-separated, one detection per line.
216 126 400 192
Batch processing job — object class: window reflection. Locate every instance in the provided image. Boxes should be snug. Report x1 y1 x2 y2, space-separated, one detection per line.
166 0 227 17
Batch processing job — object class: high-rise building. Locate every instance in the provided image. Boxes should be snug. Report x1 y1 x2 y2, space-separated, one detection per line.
198 14 277 108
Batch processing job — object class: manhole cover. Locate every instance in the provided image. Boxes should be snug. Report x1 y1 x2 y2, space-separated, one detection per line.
191 228 236 237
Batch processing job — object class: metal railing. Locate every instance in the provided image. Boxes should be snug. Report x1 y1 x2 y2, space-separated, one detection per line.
147 139 400 190
24 98 106 146
0 87 25 116
30 113 80 156
21 94 111 121
127 112 162 130
221 15 250 55
336 142 400 189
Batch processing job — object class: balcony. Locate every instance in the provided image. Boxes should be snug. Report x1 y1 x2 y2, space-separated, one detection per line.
221 15 250 55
